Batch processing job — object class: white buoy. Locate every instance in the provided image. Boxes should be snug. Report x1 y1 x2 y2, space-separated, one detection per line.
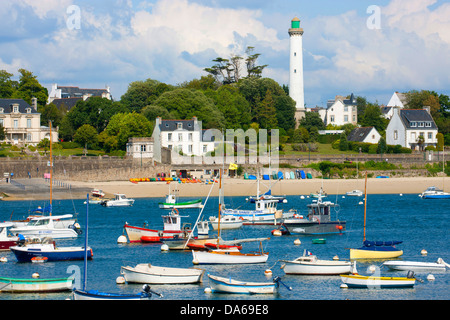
358 201 363 205
264 269 272 276
421 249 428 256
342 196 345 199
340 283 348 289
204 287 212 293
32 272 40 279
427 274 435 281
192 258 199 265
0 257 7 263
273 229 282 236
300 195 305 199
294 239 301 245
399 193 403 196
161 244 169 251
116 276 126 284
117 235 127 244
333 255 339 261
368 265 377 273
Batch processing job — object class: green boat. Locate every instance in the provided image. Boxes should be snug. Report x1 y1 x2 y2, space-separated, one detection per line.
0 276 74 293
312 238 326 244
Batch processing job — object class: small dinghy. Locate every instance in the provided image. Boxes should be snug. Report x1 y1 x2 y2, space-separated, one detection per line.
383 258 449 272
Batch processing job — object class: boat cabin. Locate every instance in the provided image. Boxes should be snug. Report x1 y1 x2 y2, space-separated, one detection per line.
255 199 278 212
306 198 336 223
162 211 190 233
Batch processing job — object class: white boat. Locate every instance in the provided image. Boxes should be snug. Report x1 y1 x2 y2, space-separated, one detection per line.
192 243 269 265
346 190 363 197
420 186 450 199
209 215 243 230
222 199 293 225
0 276 74 293
207 274 278 294
0 222 18 251
158 185 202 209
281 250 352 275
101 194 135 207
383 258 449 272
10 215 81 239
91 189 105 198
120 263 204 284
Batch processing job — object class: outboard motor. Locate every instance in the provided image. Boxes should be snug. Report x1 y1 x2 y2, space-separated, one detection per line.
406 270 415 279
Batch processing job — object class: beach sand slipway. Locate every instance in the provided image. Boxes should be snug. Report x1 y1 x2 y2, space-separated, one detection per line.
2 176 447 200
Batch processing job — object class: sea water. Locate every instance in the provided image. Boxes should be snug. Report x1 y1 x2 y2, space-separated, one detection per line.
0 193 449 301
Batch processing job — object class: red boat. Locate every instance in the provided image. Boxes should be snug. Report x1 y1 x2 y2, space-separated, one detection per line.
0 222 19 251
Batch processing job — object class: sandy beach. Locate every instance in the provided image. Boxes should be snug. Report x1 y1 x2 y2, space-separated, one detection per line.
1 176 448 201
66 176 449 199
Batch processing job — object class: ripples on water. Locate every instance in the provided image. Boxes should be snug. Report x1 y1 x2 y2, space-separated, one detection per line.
0 193 449 301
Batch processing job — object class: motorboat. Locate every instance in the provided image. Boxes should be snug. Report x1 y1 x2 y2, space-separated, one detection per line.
383 258 449 272
207 274 283 294
0 276 74 293
209 215 243 230
10 215 81 239
120 263 204 284
101 194 135 207
124 209 192 243
281 250 352 275
222 199 293 225
346 190 363 197
281 196 346 235
420 186 450 199
158 184 202 209
72 284 161 300
9 237 93 262
0 222 18 251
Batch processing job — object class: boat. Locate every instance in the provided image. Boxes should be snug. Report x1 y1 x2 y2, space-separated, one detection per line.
281 196 346 235
124 208 192 243
383 258 449 272
208 215 243 230
420 186 450 199
0 222 18 251
9 237 93 263
207 274 282 294
346 190 363 197
10 215 82 239
120 263 204 284
0 276 74 293
349 172 403 260
222 199 293 225
310 187 327 198
193 245 269 265
91 189 105 198
280 249 352 275
158 184 202 209
340 263 416 288
72 194 162 300
101 194 135 207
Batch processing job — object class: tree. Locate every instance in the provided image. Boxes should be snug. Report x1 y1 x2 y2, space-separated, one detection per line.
377 137 387 154
358 105 387 133
299 111 326 132
245 46 267 78
0 70 17 98
255 90 278 129
73 124 98 150
11 69 48 108
436 133 444 151
38 103 64 127
339 132 348 151
120 79 173 113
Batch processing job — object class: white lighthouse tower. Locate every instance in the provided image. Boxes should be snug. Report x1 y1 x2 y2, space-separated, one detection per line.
289 17 305 122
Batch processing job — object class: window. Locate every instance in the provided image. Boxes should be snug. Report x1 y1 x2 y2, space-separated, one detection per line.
0 119 3 127
344 115 348 122
410 122 417 127
27 119 31 128
13 106 18 113
425 122 431 127
168 133 172 141
203 145 207 153
27 133 32 141
418 122 424 127
394 130 398 140
188 133 193 141
178 133 182 141
177 123 182 129
294 52 296 56
294 69 296 73
140 145 146 152
330 115 335 122
14 120 18 128
26 108 31 113
188 145 193 153
0 108 3 113
353 115 356 122
168 145 172 150
428 132 432 140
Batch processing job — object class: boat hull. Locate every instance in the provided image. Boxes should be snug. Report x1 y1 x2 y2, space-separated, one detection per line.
349 248 403 260
282 260 352 275
282 221 346 235
340 274 415 288
103 200 135 207
208 274 276 294
158 199 202 209
121 264 204 284
0 277 74 293
72 289 150 300
10 246 93 263
383 260 447 272
163 238 219 250
124 224 189 243
0 240 17 251
192 249 268 265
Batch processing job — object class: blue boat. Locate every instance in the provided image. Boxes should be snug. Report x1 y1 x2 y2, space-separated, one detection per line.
10 240 93 263
420 186 450 199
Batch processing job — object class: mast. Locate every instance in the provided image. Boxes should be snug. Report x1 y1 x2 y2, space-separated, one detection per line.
363 171 368 242
83 193 89 291
217 168 222 242
49 120 53 215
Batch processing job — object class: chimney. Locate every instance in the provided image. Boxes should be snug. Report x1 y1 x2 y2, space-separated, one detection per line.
31 97 37 110
423 106 431 114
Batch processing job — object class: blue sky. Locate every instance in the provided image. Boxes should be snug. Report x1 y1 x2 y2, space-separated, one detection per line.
1 0 449 108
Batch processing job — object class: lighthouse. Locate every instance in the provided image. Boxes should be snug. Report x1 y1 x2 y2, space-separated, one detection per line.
289 17 305 122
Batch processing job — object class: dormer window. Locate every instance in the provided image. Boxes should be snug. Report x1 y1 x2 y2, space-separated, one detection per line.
410 122 417 127
177 123 182 129
0 108 3 113
26 108 31 113
13 105 19 113
425 122 431 127
418 122 424 127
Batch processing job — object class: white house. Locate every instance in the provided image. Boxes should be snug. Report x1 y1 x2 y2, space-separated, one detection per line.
152 117 215 163
386 107 438 150
0 98 58 145
47 83 111 111
347 127 381 144
126 137 154 160
324 93 358 126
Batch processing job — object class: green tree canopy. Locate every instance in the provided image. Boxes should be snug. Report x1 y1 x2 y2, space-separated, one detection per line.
10 69 48 107
358 104 387 134
73 124 98 149
120 79 173 113
104 112 153 150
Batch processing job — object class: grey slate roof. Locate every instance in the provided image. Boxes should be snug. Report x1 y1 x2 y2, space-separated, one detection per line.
400 109 437 129
58 86 107 98
0 99 39 114
159 119 196 131
347 127 375 142
51 97 82 110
